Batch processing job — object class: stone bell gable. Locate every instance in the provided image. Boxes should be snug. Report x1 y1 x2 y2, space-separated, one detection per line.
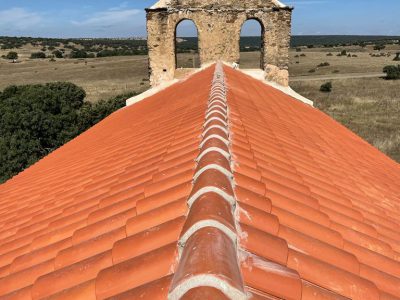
147 0 293 86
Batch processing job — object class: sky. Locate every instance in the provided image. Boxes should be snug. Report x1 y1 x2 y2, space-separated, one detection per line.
0 0 399 38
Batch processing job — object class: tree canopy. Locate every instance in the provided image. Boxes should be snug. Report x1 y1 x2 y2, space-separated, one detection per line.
30 52 47 59
0 82 134 183
5 51 18 61
383 65 400 80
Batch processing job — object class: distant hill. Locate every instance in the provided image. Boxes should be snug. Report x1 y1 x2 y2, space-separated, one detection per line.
177 35 400 51
1 36 399 55
291 35 400 47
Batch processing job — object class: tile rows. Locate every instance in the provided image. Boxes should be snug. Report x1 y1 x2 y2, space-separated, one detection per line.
168 63 246 299
0 66 215 299
0 63 399 299
224 65 400 300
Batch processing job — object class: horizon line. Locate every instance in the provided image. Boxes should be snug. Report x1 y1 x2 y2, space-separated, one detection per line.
1 34 400 39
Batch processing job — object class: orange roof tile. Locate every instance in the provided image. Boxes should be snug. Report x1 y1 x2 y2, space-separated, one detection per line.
0 63 399 299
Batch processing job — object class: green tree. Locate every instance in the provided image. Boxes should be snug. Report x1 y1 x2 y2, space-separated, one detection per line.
374 44 386 51
394 52 400 61
320 82 333 93
70 50 89 59
6 51 18 62
52 50 63 58
0 82 85 182
383 65 400 80
0 82 136 183
30 52 46 59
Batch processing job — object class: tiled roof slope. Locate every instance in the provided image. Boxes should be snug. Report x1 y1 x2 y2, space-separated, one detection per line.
0 63 399 299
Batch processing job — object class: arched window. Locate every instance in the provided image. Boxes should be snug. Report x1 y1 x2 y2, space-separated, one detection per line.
175 20 200 69
239 19 264 70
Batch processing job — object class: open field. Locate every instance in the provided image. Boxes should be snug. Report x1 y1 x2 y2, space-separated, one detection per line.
0 56 150 102
291 78 400 162
239 45 400 75
288 45 400 77
0 48 201 102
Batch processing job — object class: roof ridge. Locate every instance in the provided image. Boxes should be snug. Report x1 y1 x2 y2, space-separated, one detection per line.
168 63 247 299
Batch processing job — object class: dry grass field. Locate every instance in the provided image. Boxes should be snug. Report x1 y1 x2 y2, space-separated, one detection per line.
1 43 399 161
286 45 400 162
291 78 400 162
0 55 150 102
288 45 399 76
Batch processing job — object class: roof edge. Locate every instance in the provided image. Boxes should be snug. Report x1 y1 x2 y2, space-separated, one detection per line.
237 68 314 106
126 63 216 107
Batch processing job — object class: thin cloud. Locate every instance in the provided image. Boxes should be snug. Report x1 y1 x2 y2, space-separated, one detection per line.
287 0 329 5
72 8 141 27
0 7 43 33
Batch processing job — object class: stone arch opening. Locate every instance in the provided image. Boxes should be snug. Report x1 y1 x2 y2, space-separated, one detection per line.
239 19 265 70
175 19 200 69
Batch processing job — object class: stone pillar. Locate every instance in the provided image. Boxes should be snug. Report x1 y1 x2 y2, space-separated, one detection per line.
264 9 292 86
147 9 176 86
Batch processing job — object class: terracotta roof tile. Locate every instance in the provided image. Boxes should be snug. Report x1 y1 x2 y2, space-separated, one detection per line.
241 252 302 300
112 217 185 264
44 280 96 300
54 228 125 269
106 276 173 300
96 244 177 299
32 251 112 299
301 281 348 300
0 62 399 299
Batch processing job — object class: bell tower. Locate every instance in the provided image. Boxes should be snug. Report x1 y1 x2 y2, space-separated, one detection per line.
146 0 293 86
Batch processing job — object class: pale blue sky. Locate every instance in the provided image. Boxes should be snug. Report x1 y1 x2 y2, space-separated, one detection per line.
0 0 399 38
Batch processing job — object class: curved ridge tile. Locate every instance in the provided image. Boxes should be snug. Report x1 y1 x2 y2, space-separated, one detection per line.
168 63 246 300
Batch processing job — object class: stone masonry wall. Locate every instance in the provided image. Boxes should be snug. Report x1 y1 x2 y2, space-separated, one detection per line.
147 1 292 86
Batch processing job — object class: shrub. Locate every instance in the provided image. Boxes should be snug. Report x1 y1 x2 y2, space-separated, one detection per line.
300 54 306 57
70 50 89 59
317 62 330 67
52 50 63 58
340 50 347 56
326 53 333 56
383 65 400 80
5 51 18 61
308 69 316 73
320 82 332 93
394 53 400 61
374 44 386 51
296 48 302 52
30 52 46 59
